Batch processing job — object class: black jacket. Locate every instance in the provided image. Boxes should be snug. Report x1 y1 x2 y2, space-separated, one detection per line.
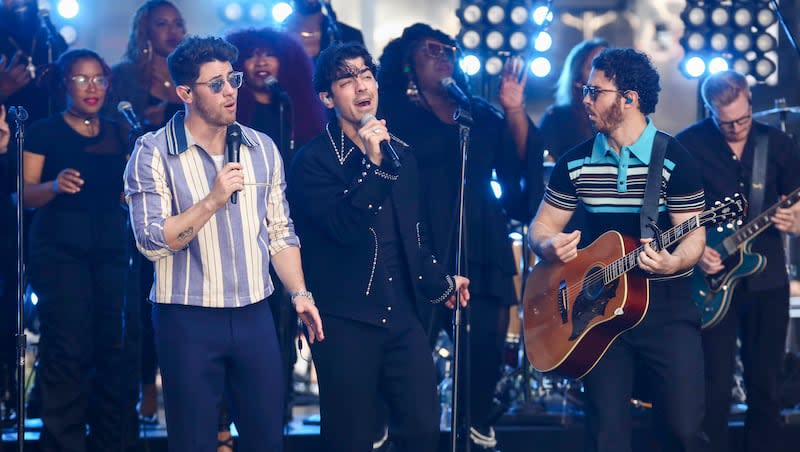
288 123 454 326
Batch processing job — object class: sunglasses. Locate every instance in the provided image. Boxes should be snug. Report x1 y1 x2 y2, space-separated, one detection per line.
69 75 109 89
420 40 456 61
193 71 243 94
582 85 626 102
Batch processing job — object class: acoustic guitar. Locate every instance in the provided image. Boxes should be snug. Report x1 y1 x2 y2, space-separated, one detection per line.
523 196 745 379
694 187 800 329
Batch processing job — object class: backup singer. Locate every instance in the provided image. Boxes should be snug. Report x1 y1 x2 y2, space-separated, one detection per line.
22 49 135 452
528 48 709 452
124 36 323 452
288 42 470 452
676 70 800 452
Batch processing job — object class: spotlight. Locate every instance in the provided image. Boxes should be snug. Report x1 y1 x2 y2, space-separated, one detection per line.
459 4 482 25
753 56 776 81
223 2 244 22
534 31 552 52
755 33 777 52
250 3 268 22
709 32 728 52
57 0 79 19
732 58 751 75
732 32 752 53
509 5 529 26
509 31 528 51
460 30 482 50
684 6 706 26
530 57 552 78
460 55 482 76
685 32 706 51
709 6 730 27
532 6 552 26
485 31 504 50
59 25 78 45
486 5 505 25
683 56 707 78
732 7 753 28
272 2 293 23
485 56 504 76
708 57 729 74
756 8 777 28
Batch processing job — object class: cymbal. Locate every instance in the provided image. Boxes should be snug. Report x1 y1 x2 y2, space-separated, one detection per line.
753 106 800 119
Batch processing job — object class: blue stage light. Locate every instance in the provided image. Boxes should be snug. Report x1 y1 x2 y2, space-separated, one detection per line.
272 2 293 23
684 56 706 78
708 57 729 74
530 57 552 78
57 0 80 19
460 55 482 76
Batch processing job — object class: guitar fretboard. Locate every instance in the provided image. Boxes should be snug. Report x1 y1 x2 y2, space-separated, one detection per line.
719 187 800 259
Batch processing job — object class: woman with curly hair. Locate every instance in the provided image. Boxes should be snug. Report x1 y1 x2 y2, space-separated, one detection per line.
22 48 136 451
378 23 543 451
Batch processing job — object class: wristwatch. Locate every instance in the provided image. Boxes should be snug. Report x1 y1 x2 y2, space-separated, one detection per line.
290 290 315 305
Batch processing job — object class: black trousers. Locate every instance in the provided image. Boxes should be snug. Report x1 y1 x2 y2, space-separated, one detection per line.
28 208 138 452
581 281 709 452
702 284 789 452
312 312 439 452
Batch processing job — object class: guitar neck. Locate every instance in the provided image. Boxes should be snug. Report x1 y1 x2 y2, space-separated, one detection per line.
719 186 800 259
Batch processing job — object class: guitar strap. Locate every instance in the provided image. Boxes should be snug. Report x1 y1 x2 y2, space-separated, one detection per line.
640 131 668 240
748 129 769 217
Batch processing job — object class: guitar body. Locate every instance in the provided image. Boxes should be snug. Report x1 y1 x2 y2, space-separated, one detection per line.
693 228 767 329
523 231 649 379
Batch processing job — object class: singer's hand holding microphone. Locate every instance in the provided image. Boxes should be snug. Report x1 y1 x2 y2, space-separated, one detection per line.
358 114 401 168
206 124 243 210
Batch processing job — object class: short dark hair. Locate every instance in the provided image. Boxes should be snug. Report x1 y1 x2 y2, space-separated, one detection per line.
700 70 750 112
313 42 377 94
592 48 660 115
167 36 238 87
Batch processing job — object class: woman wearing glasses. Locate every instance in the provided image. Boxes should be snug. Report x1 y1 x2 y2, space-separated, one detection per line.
378 23 543 451
22 48 135 451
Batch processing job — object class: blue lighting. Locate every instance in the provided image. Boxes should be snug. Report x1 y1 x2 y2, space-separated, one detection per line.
708 57 729 74
460 55 482 76
272 2 293 23
684 56 707 78
530 57 552 78
57 0 80 19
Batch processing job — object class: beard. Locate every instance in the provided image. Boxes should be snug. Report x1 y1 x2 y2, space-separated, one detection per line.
589 101 624 135
194 97 236 128
294 0 322 15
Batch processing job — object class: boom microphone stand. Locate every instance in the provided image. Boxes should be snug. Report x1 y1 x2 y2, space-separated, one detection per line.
9 105 28 452
450 104 473 452
319 1 342 45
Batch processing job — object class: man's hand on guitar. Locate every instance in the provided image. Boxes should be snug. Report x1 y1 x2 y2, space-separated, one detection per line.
637 239 681 275
697 246 725 274
540 230 581 263
771 195 800 236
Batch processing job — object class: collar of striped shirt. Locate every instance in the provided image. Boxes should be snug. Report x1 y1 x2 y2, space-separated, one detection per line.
591 117 657 165
164 110 257 156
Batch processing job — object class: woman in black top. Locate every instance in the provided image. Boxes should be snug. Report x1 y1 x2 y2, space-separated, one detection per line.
22 49 135 452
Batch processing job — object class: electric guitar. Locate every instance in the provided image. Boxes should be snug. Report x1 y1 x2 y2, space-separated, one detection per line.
523 196 745 379
694 187 800 329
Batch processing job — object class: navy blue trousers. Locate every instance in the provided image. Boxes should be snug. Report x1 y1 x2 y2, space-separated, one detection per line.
153 299 284 452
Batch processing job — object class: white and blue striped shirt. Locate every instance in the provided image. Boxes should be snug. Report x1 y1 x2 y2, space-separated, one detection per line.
124 112 299 308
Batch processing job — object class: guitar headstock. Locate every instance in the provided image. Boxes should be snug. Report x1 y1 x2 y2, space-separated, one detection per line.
704 193 746 230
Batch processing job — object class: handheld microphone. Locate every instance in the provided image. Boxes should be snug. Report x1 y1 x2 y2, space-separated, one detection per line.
264 76 289 103
226 124 243 204
440 77 471 110
7 106 29 122
359 114 401 169
117 101 143 132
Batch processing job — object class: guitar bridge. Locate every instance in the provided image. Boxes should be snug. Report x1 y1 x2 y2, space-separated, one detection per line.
558 280 568 324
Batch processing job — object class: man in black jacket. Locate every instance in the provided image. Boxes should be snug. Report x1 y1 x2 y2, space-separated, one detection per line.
288 42 470 452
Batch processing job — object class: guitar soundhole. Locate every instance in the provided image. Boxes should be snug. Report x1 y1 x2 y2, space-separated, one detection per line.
568 266 618 341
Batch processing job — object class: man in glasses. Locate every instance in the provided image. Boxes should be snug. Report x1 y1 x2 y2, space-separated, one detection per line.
288 42 470 452
529 48 710 451
676 70 800 452
124 36 324 452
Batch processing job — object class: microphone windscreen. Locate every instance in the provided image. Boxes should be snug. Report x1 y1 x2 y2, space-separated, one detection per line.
264 75 279 89
359 113 376 127
117 101 133 113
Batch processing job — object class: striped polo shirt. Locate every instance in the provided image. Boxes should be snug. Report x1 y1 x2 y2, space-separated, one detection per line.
545 119 705 244
124 111 299 308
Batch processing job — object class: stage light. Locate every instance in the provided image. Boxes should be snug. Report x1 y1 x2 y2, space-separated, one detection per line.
733 7 753 28
732 32 752 53
485 31 504 50
486 5 505 25
272 2 293 23
756 8 776 28
685 6 706 26
530 57 551 78
534 31 552 52
753 56 776 81
756 33 777 53
485 56 504 76
510 5 529 26
509 31 528 51
532 6 552 26
732 58 751 75
223 2 244 22
490 180 503 199
709 32 728 52
460 30 482 50
708 57 729 74
460 4 482 25
683 56 706 78
686 32 706 51
57 0 79 19
59 25 77 45
250 3 268 22
460 55 482 76
709 6 730 27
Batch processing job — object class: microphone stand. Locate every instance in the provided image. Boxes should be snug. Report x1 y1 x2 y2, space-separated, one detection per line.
319 1 342 45
10 106 28 452
450 105 473 452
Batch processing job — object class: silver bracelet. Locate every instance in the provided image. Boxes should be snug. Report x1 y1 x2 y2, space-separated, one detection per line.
290 290 315 305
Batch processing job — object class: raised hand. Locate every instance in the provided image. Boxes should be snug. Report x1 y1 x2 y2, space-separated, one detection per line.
0 52 33 99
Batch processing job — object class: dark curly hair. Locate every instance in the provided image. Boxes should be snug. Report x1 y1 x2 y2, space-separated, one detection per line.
591 48 660 115
225 27 325 145
377 23 470 102
123 0 183 63
313 42 377 94
167 36 238 87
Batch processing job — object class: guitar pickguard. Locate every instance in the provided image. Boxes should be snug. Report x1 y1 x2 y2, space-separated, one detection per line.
569 266 619 340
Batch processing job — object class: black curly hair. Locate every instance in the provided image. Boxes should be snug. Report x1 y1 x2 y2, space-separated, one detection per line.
167 36 238 87
377 23 470 101
591 48 660 115
312 42 376 94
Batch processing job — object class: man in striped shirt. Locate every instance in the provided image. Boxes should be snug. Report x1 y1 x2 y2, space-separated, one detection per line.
124 36 323 452
528 48 709 451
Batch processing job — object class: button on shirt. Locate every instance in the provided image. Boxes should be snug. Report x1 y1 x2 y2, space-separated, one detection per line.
124 112 299 307
373 190 415 326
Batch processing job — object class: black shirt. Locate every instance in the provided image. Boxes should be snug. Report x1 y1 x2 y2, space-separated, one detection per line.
676 118 800 291
539 103 595 161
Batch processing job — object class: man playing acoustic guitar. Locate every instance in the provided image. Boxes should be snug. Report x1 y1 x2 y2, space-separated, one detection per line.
528 48 710 451
676 70 800 452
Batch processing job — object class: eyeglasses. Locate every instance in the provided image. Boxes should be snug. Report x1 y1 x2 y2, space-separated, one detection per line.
420 40 457 61
712 111 752 130
69 75 109 89
193 71 243 94
582 85 627 102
